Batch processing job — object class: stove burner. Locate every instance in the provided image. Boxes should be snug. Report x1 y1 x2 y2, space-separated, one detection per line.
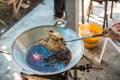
22 55 103 80
26 44 71 72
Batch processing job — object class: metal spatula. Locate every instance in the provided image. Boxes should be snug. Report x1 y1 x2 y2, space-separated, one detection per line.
65 33 105 43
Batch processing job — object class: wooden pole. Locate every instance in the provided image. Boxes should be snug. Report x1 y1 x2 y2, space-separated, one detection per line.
82 0 84 24
66 0 79 32
87 0 92 22
110 1 114 18
103 0 108 28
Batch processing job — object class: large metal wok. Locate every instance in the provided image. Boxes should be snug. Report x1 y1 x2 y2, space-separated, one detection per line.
11 20 84 75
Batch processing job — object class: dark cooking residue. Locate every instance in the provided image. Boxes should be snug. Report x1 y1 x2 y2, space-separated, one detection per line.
26 44 71 72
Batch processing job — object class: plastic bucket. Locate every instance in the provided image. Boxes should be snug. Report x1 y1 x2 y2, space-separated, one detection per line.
79 23 102 48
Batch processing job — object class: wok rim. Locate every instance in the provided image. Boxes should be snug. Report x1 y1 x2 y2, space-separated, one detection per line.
11 25 84 75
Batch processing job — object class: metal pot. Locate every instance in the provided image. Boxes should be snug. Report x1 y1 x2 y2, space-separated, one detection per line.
11 20 84 75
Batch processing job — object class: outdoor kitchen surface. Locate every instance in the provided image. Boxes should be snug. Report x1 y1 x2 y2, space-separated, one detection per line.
0 0 120 80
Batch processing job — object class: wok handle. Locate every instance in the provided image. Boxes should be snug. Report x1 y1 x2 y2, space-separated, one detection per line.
0 49 9 54
54 19 67 28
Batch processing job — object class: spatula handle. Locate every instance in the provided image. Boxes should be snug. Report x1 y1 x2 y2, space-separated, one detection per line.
65 33 105 43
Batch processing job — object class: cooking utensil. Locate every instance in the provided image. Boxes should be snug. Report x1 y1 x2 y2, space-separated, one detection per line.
10 20 84 75
65 33 105 43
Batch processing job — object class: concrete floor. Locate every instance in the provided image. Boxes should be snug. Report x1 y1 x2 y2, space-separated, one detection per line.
0 0 120 80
